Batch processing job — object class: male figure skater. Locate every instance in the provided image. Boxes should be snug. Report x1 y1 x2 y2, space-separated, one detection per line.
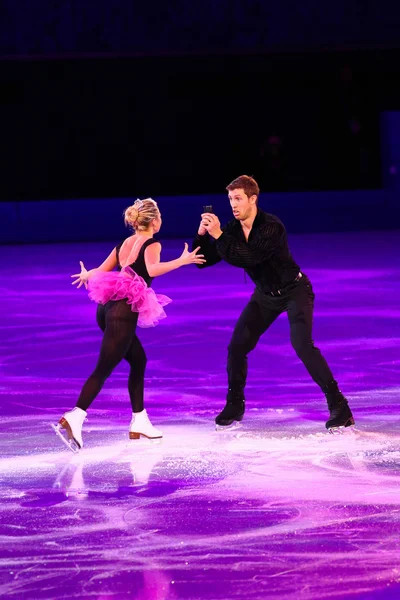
193 175 354 431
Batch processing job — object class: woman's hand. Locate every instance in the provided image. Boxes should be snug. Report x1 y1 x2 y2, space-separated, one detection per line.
71 261 89 289
179 244 206 266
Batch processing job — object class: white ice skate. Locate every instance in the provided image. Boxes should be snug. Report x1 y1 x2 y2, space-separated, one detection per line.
52 407 87 453
129 409 163 440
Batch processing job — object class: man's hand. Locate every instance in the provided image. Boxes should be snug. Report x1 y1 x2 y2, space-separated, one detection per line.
197 219 207 236
201 213 223 239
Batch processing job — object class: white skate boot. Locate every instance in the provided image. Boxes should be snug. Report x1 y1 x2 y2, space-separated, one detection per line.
129 409 163 440
52 407 87 452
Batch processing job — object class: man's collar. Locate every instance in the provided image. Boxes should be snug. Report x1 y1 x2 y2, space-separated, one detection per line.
253 208 263 226
234 207 262 229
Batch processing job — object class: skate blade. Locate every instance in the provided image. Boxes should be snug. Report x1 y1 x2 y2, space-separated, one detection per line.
51 423 80 453
328 427 345 436
327 424 355 436
215 422 242 432
129 432 163 444
327 417 355 435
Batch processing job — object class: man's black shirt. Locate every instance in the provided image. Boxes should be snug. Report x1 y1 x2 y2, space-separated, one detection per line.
193 209 300 294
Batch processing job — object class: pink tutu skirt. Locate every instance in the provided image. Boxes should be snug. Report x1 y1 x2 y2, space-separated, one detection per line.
87 267 172 328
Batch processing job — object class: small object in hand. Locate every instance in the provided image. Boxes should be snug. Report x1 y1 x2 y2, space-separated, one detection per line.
203 205 213 213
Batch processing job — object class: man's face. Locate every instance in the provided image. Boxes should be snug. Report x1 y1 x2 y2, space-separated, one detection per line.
228 188 257 221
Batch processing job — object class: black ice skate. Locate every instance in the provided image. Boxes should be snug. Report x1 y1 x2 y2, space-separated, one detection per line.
323 382 355 433
215 388 245 429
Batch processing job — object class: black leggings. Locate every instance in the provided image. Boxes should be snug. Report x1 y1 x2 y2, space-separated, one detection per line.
76 300 146 413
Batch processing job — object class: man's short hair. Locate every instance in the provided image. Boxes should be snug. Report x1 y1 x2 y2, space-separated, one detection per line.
226 175 260 200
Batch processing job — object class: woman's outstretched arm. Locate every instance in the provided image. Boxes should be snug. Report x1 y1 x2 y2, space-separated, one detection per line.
71 247 118 289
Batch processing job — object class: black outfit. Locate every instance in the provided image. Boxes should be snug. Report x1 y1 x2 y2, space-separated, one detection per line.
193 209 354 429
76 238 158 414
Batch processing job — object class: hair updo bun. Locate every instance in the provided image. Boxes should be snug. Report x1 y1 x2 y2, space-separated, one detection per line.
124 205 139 226
124 198 160 231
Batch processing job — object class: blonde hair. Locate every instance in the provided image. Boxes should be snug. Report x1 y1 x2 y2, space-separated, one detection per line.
124 198 160 231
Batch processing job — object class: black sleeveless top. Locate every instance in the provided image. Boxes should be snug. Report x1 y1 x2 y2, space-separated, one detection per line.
115 238 159 287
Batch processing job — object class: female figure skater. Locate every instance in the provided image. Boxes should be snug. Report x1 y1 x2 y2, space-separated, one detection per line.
54 198 205 451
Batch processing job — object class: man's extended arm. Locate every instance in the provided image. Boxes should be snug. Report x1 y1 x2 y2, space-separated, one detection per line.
191 232 222 268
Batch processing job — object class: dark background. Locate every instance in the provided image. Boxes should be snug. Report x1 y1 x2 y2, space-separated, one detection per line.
2 1 400 57
1 1 400 240
1 51 394 200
